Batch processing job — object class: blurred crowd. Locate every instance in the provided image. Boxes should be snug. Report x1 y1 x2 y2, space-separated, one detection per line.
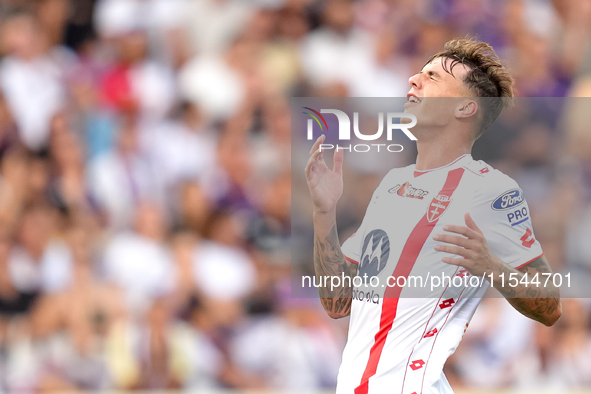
0 0 590 392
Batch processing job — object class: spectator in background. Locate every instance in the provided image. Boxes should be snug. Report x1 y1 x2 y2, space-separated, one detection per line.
97 16 177 122
193 209 256 303
47 113 94 212
103 202 176 315
259 6 308 96
347 27 411 97
8 203 72 295
88 116 164 229
230 281 343 391
179 37 248 122
185 0 254 55
300 0 372 95
250 99 292 180
0 93 19 160
26 219 125 392
211 129 256 210
178 181 213 236
140 102 216 206
531 299 591 388
134 298 183 389
0 149 29 228
0 10 66 151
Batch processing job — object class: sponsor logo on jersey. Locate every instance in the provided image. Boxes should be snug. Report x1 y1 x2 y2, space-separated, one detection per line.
352 288 380 304
507 206 530 226
388 182 429 199
492 189 525 210
427 194 452 222
359 230 390 282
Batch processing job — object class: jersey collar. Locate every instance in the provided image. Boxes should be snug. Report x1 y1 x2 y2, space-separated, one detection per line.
413 154 472 178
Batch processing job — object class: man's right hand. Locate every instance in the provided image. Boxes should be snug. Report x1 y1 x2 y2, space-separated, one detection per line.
304 135 344 215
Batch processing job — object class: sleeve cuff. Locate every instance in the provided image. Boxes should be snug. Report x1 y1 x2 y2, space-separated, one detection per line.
344 255 359 265
514 253 544 270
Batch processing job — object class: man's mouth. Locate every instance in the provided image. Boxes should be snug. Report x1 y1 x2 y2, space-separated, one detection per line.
407 94 421 103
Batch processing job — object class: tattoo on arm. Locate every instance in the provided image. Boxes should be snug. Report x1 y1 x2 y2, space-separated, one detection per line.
314 225 358 318
494 256 561 326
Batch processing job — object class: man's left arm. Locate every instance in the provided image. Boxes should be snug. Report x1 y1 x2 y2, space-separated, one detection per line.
434 213 562 326
498 255 561 326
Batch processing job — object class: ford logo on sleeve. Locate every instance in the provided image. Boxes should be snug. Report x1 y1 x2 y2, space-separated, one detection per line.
492 189 525 210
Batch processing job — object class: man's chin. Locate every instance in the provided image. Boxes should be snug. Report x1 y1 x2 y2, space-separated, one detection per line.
402 107 417 123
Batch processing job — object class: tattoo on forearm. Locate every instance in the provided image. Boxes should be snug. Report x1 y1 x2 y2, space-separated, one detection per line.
491 256 560 325
314 225 358 318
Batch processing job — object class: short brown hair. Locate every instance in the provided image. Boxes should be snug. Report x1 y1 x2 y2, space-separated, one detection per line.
425 38 515 138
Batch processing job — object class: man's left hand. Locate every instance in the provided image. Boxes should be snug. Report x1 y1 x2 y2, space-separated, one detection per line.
433 213 502 277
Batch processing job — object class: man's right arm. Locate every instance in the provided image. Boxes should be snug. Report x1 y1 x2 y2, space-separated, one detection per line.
305 135 356 318
313 210 358 319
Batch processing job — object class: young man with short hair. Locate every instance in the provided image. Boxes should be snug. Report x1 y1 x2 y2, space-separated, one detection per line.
305 38 562 394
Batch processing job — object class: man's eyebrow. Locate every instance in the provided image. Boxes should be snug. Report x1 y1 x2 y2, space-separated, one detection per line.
430 70 440 77
421 69 440 78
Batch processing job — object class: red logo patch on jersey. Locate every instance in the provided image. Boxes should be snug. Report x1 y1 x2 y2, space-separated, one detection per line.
479 167 490 174
427 194 452 223
520 228 535 248
409 359 425 371
439 298 455 309
424 328 438 338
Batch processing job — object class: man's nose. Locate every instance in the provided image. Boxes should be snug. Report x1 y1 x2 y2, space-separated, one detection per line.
408 73 421 90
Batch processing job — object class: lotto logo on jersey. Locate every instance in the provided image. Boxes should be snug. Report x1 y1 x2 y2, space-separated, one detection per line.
427 194 452 222
388 182 429 199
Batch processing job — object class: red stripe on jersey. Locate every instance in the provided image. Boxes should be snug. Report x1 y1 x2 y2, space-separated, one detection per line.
354 168 465 394
345 256 360 265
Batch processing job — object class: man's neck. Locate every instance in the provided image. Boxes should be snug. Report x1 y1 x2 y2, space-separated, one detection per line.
415 135 472 171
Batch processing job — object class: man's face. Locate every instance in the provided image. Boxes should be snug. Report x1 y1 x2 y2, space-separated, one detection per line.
404 57 475 130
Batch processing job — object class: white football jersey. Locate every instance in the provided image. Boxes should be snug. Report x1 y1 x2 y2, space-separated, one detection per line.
339 154 543 394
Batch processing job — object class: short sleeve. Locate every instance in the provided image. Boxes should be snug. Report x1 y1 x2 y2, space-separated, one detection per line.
342 230 363 265
340 170 396 265
470 177 543 269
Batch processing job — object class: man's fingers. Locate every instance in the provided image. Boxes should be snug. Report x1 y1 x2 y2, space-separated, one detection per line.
464 213 482 234
433 234 471 249
442 225 479 239
305 148 326 178
434 244 470 258
441 257 465 266
305 149 321 175
333 148 344 175
309 134 326 156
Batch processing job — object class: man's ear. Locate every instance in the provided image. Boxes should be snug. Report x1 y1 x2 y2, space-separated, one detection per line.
455 100 478 119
